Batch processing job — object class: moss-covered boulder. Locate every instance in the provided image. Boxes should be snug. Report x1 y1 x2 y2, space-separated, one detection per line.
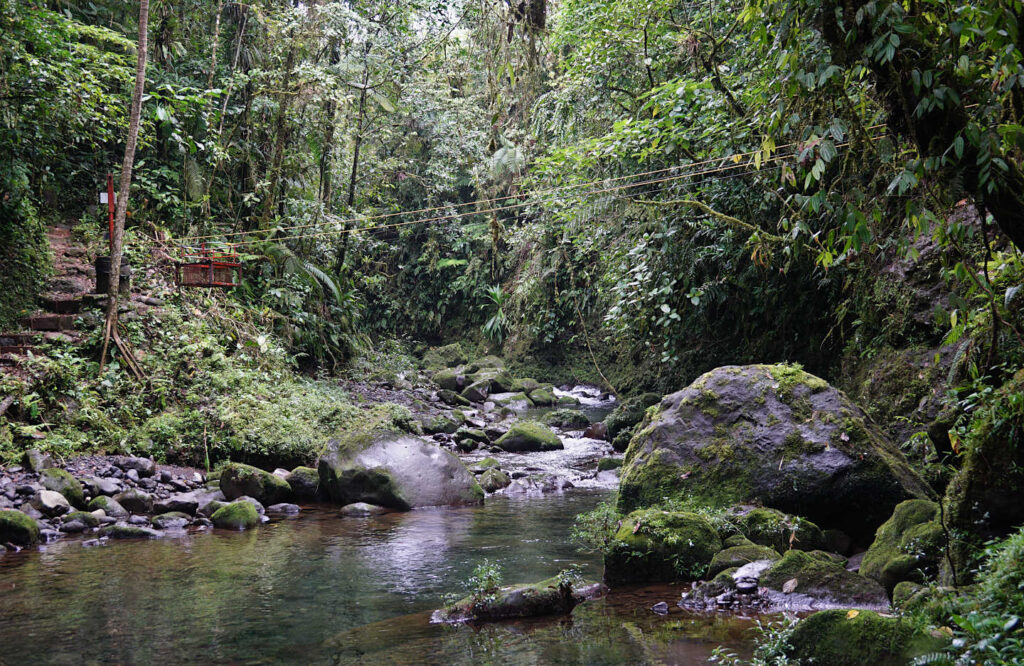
605 393 662 452
40 468 85 508
604 509 722 584
543 409 590 429
597 457 623 472
785 609 948 665
219 463 293 505
618 365 930 540
151 512 191 530
460 378 492 403
488 392 532 411
489 371 517 394
285 466 323 500
478 468 511 493
63 510 100 528
494 421 563 452
318 432 484 510
89 495 128 518
211 501 260 530
0 509 40 546
512 377 542 393
435 576 605 623
465 356 505 373
114 489 153 514
707 544 781 578
100 524 160 539
527 387 557 406
468 457 501 473
861 499 944 594
437 389 471 407
432 367 465 392
737 508 827 553
761 550 888 607
422 414 460 435
422 343 468 371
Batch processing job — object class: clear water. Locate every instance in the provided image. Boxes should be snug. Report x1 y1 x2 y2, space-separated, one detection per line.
0 491 758 664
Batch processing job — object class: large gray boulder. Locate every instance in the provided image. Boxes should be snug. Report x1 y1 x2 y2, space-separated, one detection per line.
618 364 930 539
318 432 484 510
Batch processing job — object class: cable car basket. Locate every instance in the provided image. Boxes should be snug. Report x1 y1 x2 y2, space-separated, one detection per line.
174 245 241 288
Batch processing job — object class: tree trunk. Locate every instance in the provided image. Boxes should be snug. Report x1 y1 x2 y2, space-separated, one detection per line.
100 0 149 373
261 34 297 228
334 67 370 274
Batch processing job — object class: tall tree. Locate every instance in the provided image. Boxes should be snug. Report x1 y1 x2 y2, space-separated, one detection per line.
100 0 150 373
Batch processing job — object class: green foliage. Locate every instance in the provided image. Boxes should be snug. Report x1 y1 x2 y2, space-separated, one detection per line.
571 499 622 555
480 285 510 346
709 617 798 666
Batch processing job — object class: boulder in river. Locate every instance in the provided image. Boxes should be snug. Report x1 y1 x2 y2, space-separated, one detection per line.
114 489 154 515
434 576 606 623
318 432 484 510
493 421 563 452
32 489 71 517
478 468 511 493
89 495 129 518
543 409 590 429
605 392 661 452
618 364 931 539
707 543 781 578
151 512 191 530
219 463 293 505
211 501 260 530
100 524 161 539
285 466 323 500
40 469 85 508
0 509 40 546
339 502 390 516
736 507 827 553
604 509 722 584
760 550 888 607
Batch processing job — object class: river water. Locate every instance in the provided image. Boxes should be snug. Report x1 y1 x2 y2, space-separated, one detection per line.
0 388 761 664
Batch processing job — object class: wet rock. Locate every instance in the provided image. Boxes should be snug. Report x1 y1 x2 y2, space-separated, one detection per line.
32 490 71 517
40 469 85 508
596 458 623 472
489 392 532 412
434 576 605 623
23 449 53 472
16 483 40 497
128 515 150 526
160 470 174 483
154 493 199 516
478 468 512 493
211 501 259 530
465 356 505 374
88 495 128 518
543 409 590 429
707 544 781 578
285 467 323 500
199 500 227 518
605 509 722 584
0 509 40 546
234 496 265 515
468 458 501 474
861 499 944 594
62 511 99 528
618 365 930 539
119 456 157 478
785 609 948 665
493 421 563 452
318 432 484 510
266 503 301 515
604 392 661 450
151 512 191 530
437 389 471 407
432 368 465 392
339 502 390 516
422 414 460 435
38 528 62 543
761 550 888 607
114 489 154 514
583 422 608 440
82 476 121 497
126 469 140 483
100 524 160 539
219 463 293 505
526 387 556 406
460 379 491 403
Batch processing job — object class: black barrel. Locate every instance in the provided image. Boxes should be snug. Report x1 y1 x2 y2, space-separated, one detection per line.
94 256 132 295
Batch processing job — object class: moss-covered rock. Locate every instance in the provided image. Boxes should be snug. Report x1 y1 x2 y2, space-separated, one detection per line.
151 511 191 530
0 509 40 546
63 510 99 528
527 387 557 406
422 414 460 435
596 457 623 472
437 389 471 407
543 409 590 429
468 457 501 473
89 495 128 518
211 501 260 530
761 550 888 606
861 499 944 594
494 421 563 452
488 392 532 411
465 356 505 373
422 343 468 371
285 466 323 500
604 392 662 439
707 544 781 578
511 377 542 393
436 576 605 623
786 609 948 665
604 509 722 584
737 508 826 553
478 468 512 493
219 463 293 505
460 378 492 403
618 365 930 540
40 468 85 508
432 368 464 392
318 432 484 509
100 524 161 539
114 489 154 514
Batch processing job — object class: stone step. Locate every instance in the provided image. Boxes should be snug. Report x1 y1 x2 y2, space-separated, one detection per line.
40 294 82 314
19 314 77 331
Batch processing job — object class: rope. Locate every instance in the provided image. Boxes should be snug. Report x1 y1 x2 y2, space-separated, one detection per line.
174 128 888 244
199 134 884 249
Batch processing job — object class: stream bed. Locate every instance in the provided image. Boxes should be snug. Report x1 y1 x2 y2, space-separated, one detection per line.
0 491 759 664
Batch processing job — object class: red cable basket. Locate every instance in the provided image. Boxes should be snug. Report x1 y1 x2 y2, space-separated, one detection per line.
174 244 241 288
